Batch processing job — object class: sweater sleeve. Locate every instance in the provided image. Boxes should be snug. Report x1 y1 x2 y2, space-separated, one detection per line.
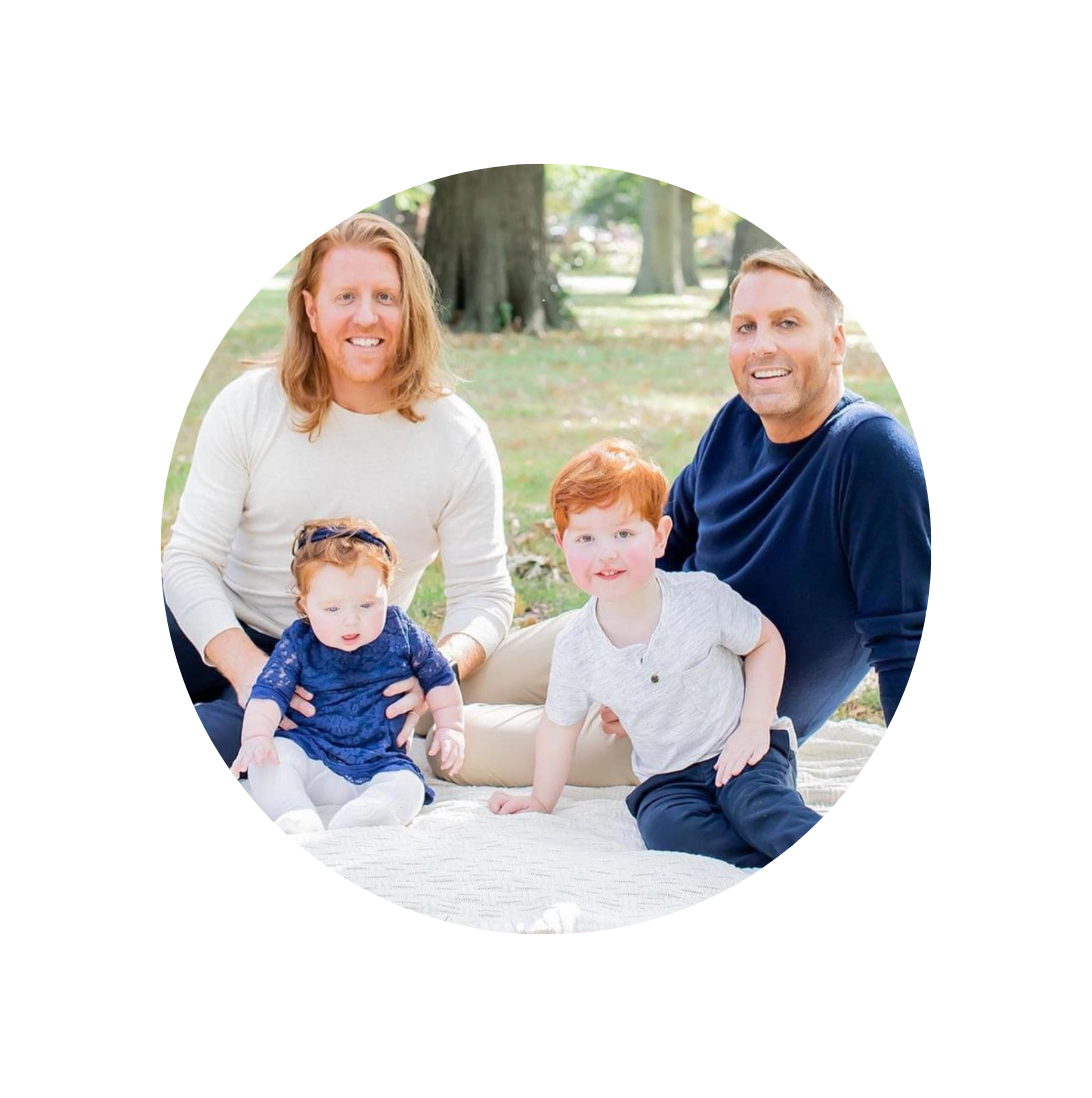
662 452 701 572
837 416 931 724
709 575 764 656
662 402 726 572
162 377 257 660
434 421 515 658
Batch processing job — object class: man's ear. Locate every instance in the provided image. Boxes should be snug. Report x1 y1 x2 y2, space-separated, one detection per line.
302 289 318 334
553 529 564 548
654 515 673 557
831 322 847 367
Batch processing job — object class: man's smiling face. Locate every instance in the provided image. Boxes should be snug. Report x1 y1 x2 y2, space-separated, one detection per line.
728 267 846 443
302 244 403 414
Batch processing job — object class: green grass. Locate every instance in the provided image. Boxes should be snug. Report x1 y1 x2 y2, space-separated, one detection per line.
163 271 905 724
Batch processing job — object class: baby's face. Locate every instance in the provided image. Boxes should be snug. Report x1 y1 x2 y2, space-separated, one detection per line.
557 500 671 602
302 563 389 652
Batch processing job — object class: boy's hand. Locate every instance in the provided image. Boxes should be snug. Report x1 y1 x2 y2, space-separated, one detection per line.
488 792 549 815
428 726 466 776
715 721 771 787
230 736 279 778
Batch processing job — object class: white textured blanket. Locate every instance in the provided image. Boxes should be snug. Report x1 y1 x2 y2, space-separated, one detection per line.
267 720 883 933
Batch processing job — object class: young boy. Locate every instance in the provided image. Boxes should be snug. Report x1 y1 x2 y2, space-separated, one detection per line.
489 439 820 868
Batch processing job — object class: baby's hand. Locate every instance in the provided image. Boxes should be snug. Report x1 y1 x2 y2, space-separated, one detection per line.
488 792 548 815
428 727 466 777
230 736 279 778
715 721 771 787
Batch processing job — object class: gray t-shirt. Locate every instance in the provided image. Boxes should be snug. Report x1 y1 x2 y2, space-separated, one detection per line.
545 570 765 782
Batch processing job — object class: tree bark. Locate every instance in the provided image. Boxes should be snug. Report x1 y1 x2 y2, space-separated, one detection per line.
423 165 570 333
375 195 399 221
678 188 700 287
632 178 684 295
711 218 785 314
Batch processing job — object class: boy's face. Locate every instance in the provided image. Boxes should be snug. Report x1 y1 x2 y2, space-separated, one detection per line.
302 563 389 652
556 500 672 601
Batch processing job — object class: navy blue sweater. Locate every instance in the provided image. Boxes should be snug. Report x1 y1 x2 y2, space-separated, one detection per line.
661 391 930 742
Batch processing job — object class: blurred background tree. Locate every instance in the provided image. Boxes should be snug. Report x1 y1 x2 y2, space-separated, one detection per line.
366 166 783 324
632 179 685 295
423 166 570 333
710 218 785 314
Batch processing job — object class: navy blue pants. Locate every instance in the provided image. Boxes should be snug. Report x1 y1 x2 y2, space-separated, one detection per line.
165 596 279 769
625 730 820 869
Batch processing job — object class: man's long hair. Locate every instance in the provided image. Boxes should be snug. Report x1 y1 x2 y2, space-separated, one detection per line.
279 213 451 436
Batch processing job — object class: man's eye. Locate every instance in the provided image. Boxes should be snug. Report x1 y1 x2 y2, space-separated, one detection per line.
336 293 354 303
735 322 755 333
361 602 373 609
325 606 340 613
618 530 633 539
779 318 798 328
377 292 396 304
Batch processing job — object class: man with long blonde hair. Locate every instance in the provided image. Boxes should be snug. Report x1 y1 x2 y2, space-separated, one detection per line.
164 214 513 770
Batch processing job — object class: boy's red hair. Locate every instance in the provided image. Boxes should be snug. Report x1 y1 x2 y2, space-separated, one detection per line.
550 438 669 536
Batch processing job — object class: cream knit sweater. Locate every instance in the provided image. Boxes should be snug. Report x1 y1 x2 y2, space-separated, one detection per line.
163 367 514 661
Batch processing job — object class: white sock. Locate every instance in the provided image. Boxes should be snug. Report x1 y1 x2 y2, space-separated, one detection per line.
328 770 425 830
275 808 324 834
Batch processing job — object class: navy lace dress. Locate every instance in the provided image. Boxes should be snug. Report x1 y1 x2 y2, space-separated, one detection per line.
249 607 455 803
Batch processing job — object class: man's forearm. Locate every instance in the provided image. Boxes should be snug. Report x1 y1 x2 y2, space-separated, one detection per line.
437 632 487 681
205 627 268 687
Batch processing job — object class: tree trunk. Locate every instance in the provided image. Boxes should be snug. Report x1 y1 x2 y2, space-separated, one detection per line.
375 195 399 221
678 188 700 287
711 218 785 314
423 165 570 333
632 178 684 295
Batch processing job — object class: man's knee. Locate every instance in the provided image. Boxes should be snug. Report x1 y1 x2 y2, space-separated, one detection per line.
459 613 575 708
166 597 227 703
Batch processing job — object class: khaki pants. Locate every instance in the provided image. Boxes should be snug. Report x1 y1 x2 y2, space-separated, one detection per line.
422 613 638 788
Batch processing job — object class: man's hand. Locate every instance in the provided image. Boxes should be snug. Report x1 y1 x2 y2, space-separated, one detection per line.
599 705 629 738
385 676 427 748
230 736 279 778
715 721 771 787
488 792 549 815
428 727 466 776
211 634 315 729
278 686 315 731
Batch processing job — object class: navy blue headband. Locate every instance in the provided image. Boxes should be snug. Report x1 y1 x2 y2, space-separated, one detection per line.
294 526 393 560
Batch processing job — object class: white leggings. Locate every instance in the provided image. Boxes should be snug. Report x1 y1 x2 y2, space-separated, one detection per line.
247 737 425 834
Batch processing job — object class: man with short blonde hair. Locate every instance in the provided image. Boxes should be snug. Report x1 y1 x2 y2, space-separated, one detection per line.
452 249 929 788
657 248 929 740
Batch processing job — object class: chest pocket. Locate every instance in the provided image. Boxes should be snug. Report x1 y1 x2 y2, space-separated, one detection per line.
681 646 737 715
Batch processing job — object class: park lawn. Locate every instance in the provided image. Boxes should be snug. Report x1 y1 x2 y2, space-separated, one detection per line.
163 271 901 723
